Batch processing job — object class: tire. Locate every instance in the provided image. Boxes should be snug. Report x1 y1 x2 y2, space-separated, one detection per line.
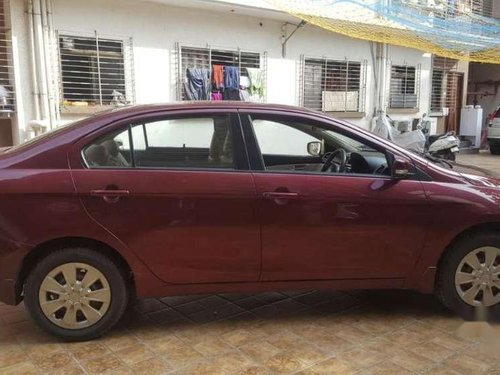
444 150 456 162
436 232 500 322
490 144 500 155
24 247 129 341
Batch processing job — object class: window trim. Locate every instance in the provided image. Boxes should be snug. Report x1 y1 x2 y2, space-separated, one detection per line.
78 111 250 172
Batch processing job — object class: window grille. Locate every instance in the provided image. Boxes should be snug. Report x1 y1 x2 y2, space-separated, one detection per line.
0 0 15 115
176 43 266 101
430 56 459 112
388 64 421 109
300 56 367 113
58 32 134 107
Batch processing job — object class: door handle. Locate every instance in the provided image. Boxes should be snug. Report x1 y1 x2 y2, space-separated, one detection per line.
262 192 299 199
90 189 130 203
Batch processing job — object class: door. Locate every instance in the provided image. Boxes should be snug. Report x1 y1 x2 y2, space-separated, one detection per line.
242 113 430 281
445 72 464 133
70 112 261 284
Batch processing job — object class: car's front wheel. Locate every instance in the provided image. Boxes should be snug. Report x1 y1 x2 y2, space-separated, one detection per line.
436 232 500 321
24 247 129 341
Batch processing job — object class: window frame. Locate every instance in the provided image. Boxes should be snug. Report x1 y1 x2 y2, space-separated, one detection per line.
300 55 367 115
57 31 135 111
388 63 421 110
77 111 250 172
239 112 393 179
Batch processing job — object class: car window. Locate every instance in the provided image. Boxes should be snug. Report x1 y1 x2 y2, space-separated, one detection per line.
250 116 390 177
252 119 318 156
82 128 132 168
83 115 235 170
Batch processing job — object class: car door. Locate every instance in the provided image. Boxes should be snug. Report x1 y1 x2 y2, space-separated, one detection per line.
69 110 261 284
240 112 430 281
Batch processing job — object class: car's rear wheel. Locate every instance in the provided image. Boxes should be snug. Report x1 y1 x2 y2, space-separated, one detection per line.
24 248 128 341
436 232 500 321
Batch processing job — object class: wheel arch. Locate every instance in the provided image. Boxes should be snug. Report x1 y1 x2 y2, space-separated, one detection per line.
16 236 135 302
437 222 500 270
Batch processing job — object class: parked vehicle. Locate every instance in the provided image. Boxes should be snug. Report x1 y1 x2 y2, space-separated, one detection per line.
0 102 499 341
374 114 460 161
426 131 460 161
487 106 500 154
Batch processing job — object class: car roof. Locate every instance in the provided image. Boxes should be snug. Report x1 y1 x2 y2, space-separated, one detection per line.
100 101 320 117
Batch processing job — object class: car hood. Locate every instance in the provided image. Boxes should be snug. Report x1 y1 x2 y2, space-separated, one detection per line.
451 162 500 188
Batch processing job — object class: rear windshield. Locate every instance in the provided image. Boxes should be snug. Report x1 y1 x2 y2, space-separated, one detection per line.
495 107 500 118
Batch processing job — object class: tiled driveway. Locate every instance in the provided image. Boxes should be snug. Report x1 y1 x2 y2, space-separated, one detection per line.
0 152 499 375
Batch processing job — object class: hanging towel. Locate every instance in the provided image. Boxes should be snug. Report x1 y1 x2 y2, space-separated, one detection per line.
184 68 210 100
212 65 224 89
246 68 265 98
224 66 240 91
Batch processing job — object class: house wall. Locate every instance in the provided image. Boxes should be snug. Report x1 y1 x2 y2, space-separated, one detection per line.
10 0 443 144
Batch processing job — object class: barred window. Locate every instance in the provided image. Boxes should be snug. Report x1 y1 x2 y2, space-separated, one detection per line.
301 57 366 113
178 45 265 101
430 57 459 112
388 65 420 109
59 34 133 107
0 0 14 114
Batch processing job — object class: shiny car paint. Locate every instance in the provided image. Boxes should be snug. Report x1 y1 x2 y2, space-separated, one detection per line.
1 102 500 305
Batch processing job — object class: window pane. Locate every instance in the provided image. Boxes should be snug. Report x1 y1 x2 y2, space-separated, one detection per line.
253 119 318 156
83 128 132 168
134 116 234 169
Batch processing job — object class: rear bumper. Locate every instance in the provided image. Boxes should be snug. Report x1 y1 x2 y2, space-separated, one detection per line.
0 279 19 305
487 127 500 142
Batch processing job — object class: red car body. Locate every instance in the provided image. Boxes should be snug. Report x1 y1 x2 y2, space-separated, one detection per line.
1 102 500 306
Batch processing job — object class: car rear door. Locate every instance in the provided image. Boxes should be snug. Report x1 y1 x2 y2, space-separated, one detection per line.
69 109 261 284
241 111 430 281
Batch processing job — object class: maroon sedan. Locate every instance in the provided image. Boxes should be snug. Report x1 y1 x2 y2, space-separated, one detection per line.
0 102 498 340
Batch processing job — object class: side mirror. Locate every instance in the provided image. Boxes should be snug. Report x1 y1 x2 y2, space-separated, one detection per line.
307 141 322 157
391 157 414 180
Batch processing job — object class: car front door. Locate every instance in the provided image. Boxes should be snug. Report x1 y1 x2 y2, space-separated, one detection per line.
70 110 261 284
241 112 430 281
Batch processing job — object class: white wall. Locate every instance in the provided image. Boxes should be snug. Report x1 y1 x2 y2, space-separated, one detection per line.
10 0 437 143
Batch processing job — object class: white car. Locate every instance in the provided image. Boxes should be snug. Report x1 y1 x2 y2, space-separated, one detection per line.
487 106 500 154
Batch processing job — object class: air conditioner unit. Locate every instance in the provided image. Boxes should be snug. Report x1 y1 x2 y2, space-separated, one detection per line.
322 91 359 112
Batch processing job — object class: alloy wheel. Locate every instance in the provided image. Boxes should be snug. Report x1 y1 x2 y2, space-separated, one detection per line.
38 262 111 329
454 247 500 307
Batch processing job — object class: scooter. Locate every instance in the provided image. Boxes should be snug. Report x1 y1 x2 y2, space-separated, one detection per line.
373 114 460 161
419 114 460 161
426 132 460 161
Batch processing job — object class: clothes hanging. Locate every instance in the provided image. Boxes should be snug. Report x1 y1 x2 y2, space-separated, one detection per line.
224 66 240 91
211 92 223 101
184 68 210 100
224 88 241 101
212 65 224 89
246 68 265 98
